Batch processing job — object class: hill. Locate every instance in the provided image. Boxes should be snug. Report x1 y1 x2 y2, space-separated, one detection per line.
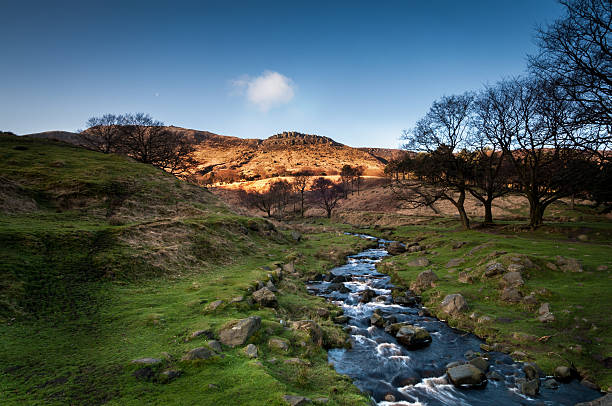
0 135 373 405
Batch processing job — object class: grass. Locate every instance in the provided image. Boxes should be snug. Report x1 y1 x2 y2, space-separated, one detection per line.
0 136 374 405
352 212 612 390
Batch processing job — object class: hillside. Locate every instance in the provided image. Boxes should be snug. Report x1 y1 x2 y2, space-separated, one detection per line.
0 135 374 405
24 127 400 183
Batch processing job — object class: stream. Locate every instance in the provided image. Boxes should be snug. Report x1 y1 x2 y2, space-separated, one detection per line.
306 234 601 406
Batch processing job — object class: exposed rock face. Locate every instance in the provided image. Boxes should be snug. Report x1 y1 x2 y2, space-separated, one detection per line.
446 364 487 387
182 347 215 361
387 241 405 255
395 325 432 349
218 316 261 347
252 287 278 308
440 294 468 314
265 131 340 146
410 270 438 293
291 320 323 347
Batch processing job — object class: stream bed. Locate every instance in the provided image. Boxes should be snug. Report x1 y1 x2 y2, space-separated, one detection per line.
306 234 601 406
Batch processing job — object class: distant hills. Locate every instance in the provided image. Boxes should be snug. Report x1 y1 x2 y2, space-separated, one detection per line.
22 127 404 183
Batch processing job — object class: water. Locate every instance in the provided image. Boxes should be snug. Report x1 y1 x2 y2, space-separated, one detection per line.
306 235 601 406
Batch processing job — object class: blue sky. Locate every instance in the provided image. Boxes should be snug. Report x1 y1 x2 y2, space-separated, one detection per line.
0 0 564 148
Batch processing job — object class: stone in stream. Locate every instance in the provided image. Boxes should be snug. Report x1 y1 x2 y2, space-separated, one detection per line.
218 316 261 347
553 365 573 382
359 288 376 303
395 325 432 349
440 293 468 314
370 310 385 328
182 347 215 361
542 378 559 389
469 357 489 372
446 364 487 387
518 377 540 396
410 269 438 293
252 287 278 308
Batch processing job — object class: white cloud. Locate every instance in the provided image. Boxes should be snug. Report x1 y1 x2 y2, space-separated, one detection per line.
232 71 295 111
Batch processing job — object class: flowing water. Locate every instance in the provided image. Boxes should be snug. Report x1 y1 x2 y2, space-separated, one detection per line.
306 234 601 406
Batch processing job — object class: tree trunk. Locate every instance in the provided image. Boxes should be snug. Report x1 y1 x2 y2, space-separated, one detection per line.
570 194 575 210
454 189 470 230
483 199 493 225
326 208 332 218
528 200 545 229
300 192 305 217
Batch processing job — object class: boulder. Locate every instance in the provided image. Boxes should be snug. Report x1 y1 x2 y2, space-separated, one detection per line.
484 262 505 277
542 378 559 389
244 344 258 358
501 287 523 303
268 338 290 351
370 310 385 328
446 364 487 387
359 289 376 303
553 365 573 382
291 231 302 242
574 394 612 406
266 280 277 292
316 308 329 318
446 258 466 268
219 316 261 347
555 256 583 272
458 271 473 284
469 357 489 372
252 287 278 308
501 272 524 288
190 329 214 340
291 320 323 347
395 325 432 349
182 347 215 361
440 294 468 315
283 395 311 406
408 245 423 253
282 262 295 274
523 363 541 380
538 302 555 323
208 340 222 353
387 241 406 255
518 378 540 396
406 257 430 267
410 270 438 293
159 369 182 383
523 294 538 305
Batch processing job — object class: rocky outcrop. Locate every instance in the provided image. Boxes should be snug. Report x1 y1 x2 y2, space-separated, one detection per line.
440 294 468 314
218 316 261 347
252 287 278 308
410 269 438 293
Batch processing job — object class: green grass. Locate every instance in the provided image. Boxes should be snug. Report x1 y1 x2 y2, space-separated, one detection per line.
356 216 612 390
0 136 374 405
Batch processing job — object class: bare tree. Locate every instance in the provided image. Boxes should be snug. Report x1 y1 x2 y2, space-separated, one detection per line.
399 92 475 229
311 177 345 218
292 170 313 217
80 114 124 153
354 165 364 195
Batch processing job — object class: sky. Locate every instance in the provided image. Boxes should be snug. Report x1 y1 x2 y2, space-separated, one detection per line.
0 0 565 148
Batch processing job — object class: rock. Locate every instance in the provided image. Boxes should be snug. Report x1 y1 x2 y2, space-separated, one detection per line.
446 364 487 387
359 289 376 303
580 379 599 391
538 302 555 322
440 294 468 314
542 378 559 389
316 308 329 318
546 262 559 271
539 303 551 314
392 290 418 306
283 395 311 406
446 258 466 268
458 271 473 284
133 367 155 380
208 340 222 352
244 344 258 358
410 269 438 293
252 287 278 308
231 296 244 303
384 394 396 402
190 329 214 340
330 275 348 283
387 241 406 255
511 350 527 359
501 287 523 303
507 263 525 273
333 315 349 324
283 262 295 274
291 231 302 242
291 320 323 347
484 262 506 277
207 300 224 311
395 325 432 349
574 394 612 406
159 369 182 383
519 378 540 396
406 257 430 267
553 365 573 382
555 256 583 272
408 244 423 253
486 371 504 381
577 234 589 242
268 338 290 351
131 357 162 365
501 272 524 288
182 347 215 361
523 294 538 305
370 310 385 328
266 280 277 292
523 363 541 380
469 357 489 372
218 316 261 347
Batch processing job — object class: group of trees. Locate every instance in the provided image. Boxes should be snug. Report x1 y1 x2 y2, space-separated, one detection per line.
239 171 348 219
340 164 364 196
79 113 196 175
387 0 610 229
